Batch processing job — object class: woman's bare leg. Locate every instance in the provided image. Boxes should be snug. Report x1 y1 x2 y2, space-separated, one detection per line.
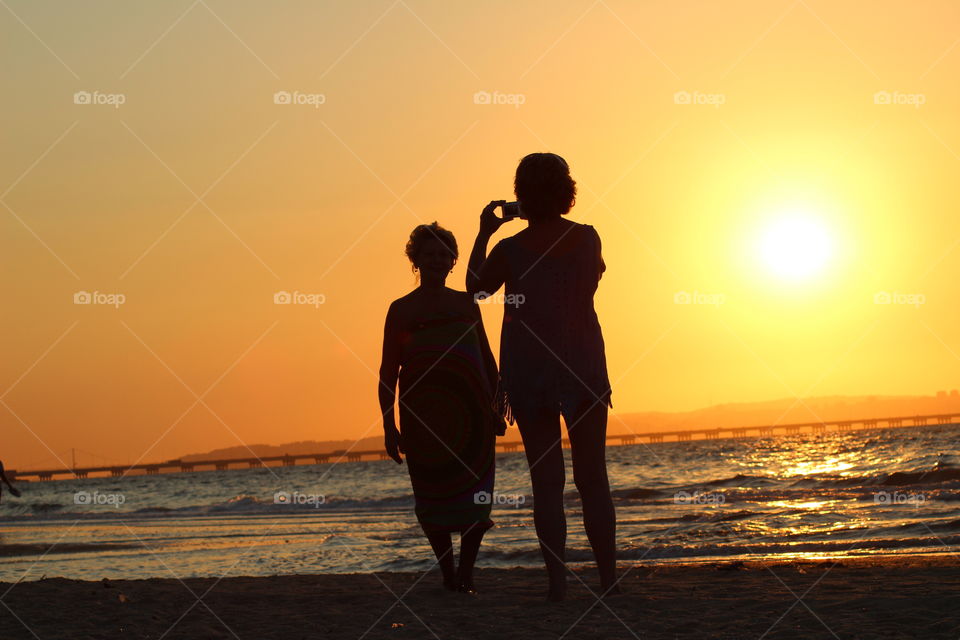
567 400 619 594
425 531 457 590
515 405 568 600
456 524 486 592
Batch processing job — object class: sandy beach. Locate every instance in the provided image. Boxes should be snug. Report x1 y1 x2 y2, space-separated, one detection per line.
1 555 957 639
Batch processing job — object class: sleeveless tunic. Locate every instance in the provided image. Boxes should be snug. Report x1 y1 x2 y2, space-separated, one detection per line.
494 223 613 426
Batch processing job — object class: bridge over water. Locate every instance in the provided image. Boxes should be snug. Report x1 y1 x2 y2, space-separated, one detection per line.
10 412 958 481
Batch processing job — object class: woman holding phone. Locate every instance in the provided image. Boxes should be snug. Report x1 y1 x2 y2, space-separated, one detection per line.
466 153 618 601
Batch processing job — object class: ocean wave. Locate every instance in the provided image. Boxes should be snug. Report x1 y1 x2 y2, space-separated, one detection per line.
0 493 445 522
0 542 137 558
471 535 960 565
703 473 778 488
3 476 956 524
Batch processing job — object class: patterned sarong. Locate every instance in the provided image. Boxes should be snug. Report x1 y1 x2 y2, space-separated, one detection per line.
398 309 497 533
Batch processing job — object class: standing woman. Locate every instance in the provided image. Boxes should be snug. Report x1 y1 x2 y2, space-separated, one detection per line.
379 222 505 594
466 153 618 601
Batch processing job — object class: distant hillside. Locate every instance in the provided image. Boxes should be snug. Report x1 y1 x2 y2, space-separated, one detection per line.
607 391 960 435
180 437 381 462
177 391 960 460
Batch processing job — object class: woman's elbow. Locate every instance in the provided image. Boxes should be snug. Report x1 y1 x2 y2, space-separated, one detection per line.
466 275 486 296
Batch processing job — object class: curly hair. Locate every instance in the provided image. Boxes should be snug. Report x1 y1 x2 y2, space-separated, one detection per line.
405 221 458 275
514 152 577 220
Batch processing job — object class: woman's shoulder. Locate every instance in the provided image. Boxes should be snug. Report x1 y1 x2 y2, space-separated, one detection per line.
511 220 595 255
574 221 600 243
386 294 414 328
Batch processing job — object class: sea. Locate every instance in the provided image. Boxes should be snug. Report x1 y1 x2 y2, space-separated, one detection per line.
2 424 959 582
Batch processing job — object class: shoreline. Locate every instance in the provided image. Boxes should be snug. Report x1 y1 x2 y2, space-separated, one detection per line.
2 555 958 639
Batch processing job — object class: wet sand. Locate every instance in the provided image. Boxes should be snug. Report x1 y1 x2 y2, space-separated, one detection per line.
1 555 958 639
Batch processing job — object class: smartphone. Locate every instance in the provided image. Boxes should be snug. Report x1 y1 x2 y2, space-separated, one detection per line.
499 201 521 220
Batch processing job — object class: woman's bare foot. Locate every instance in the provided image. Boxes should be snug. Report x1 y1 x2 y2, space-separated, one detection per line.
455 566 478 594
456 581 478 595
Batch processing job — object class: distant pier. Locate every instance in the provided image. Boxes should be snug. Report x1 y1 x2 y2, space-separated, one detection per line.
9 413 958 482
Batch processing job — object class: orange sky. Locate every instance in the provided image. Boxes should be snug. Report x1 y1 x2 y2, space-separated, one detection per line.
2 1 959 469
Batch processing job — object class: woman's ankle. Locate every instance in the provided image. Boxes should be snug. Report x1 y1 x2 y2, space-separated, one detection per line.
600 570 621 596
442 573 458 590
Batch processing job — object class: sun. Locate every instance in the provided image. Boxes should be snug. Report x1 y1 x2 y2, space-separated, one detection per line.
756 213 835 281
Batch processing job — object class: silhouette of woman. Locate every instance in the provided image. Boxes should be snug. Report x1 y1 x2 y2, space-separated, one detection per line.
379 222 506 594
0 460 21 503
466 153 619 601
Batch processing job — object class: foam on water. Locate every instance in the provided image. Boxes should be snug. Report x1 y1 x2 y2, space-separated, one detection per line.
1 425 958 580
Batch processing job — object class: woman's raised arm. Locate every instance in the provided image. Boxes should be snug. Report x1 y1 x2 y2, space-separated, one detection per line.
466 201 510 296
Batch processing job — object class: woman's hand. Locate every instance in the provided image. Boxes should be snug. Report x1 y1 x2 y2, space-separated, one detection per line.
384 426 404 464
479 201 508 237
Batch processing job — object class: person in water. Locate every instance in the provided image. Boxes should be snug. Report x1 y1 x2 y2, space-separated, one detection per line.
378 222 506 594
0 460 22 503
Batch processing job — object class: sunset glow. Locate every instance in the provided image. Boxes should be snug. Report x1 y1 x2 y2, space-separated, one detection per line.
757 213 835 281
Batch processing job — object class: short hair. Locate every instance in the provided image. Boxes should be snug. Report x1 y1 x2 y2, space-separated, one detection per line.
514 153 577 220
405 221 458 274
